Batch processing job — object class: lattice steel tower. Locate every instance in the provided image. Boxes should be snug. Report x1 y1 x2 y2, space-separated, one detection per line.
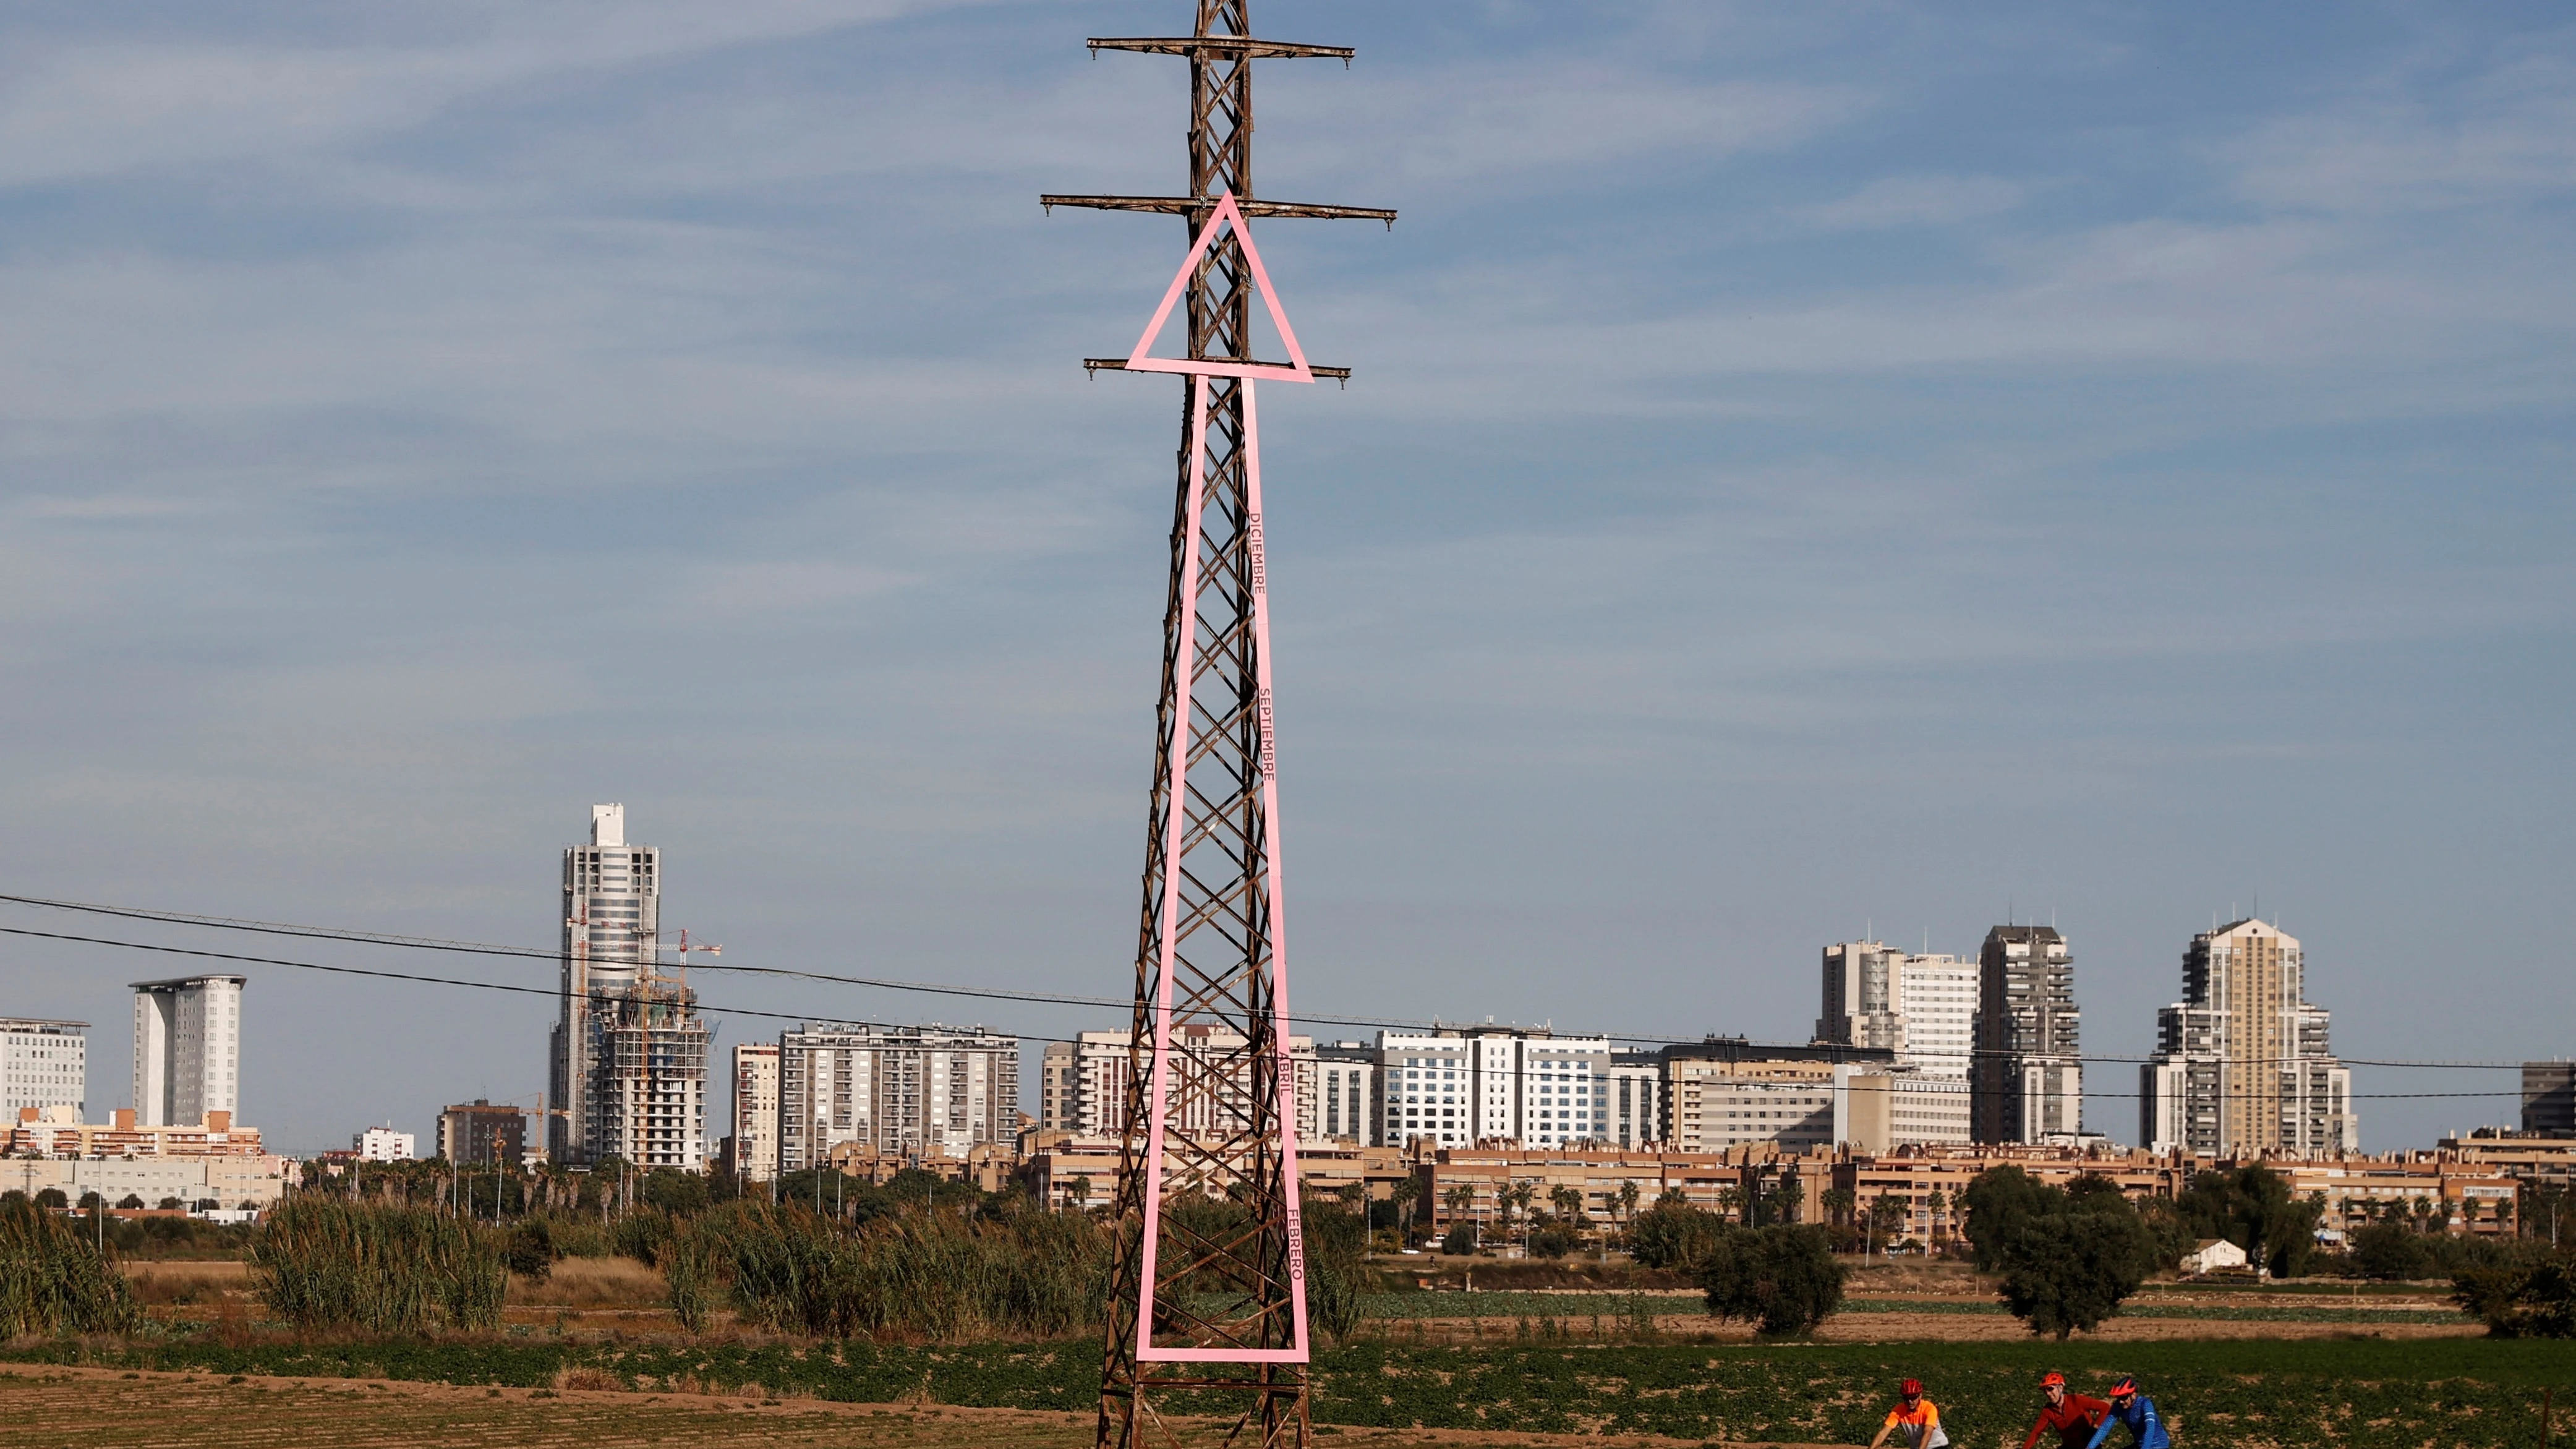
1043 6 1390 1447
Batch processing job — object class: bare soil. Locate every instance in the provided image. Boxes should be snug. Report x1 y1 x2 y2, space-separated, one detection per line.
0 1364 1847 1449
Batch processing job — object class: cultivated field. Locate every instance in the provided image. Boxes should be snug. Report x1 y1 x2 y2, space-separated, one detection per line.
0 1366 1786 1449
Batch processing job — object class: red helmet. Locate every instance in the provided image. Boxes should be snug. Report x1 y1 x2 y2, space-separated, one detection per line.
1900 1379 1923 1397
2110 1377 2138 1398
2041 1372 2066 1388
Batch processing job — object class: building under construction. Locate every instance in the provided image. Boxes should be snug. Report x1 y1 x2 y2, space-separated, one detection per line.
549 803 712 1169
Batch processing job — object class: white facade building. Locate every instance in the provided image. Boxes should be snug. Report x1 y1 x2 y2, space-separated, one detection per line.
132 977 244 1127
1817 942 1976 1079
777 1024 1020 1173
550 803 659 1166
1894 955 1977 1079
730 1042 780 1181
1378 1027 1615 1150
2 1019 88 1119
352 1126 415 1161
548 805 710 1171
1037 1027 1317 1145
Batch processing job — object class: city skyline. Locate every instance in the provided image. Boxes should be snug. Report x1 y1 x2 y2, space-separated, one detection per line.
4 4 2570 1154
0 892 2524 1155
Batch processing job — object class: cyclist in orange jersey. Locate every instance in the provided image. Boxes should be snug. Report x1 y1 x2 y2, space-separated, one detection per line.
1867 1378 1949 1449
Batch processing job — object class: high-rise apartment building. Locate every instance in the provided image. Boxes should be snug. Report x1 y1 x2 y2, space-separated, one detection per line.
1817 942 1977 1079
353 1126 416 1160
2525 1061 2576 1137
1315 1042 1378 1145
437 1100 529 1166
1606 1048 1664 1150
132 977 245 1127
776 1024 1020 1173
730 1043 781 1181
547 805 710 1169
2 1019 88 1119
1971 925 2081 1143
1038 1027 1317 1145
2141 919 2355 1155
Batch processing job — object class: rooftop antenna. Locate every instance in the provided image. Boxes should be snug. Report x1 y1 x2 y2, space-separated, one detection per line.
1046 10 1391 1448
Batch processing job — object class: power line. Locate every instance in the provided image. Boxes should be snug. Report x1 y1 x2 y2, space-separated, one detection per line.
0 890 2533 1071
0 924 2535 1103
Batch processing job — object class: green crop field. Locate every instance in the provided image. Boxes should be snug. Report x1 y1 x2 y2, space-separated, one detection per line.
1352 1291 2470 1327
12 1333 2570 1447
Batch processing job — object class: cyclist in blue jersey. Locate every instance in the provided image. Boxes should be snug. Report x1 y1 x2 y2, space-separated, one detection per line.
2083 1377 2171 1449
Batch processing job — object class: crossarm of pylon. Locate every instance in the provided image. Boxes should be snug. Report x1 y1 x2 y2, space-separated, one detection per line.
1088 36 1354 62
1043 194 1394 224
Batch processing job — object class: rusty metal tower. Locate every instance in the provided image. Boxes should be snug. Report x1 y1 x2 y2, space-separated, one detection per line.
1043 6 1391 1447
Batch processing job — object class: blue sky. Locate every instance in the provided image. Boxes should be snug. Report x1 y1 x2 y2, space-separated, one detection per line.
2 2 2570 1154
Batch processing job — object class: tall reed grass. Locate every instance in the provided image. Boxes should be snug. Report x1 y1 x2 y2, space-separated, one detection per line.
247 1198 506 1333
0 1199 140 1336
689 1201 1113 1341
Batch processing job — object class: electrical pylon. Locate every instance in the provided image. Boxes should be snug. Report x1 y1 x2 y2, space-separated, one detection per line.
1042 7 1391 1448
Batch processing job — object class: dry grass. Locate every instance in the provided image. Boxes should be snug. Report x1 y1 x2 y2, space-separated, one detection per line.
0 1364 1805 1449
508 1257 668 1309
125 1260 252 1306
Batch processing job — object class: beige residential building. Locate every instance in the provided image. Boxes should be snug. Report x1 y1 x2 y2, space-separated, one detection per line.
729 1043 780 1181
1036 1027 1317 1145
1831 1067 1973 1153
7 1105 264 1158
2141 918 2355 1155
1 1148 292 1212
1662 1058 1839 1154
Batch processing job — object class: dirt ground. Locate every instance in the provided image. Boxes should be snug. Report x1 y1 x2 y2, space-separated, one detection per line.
0 1364 1846 1449
1369 1310 2480 1346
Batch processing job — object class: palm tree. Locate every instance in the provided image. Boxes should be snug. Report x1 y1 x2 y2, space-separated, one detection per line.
1615 1179 1641 1227
1442 1181 1475 1223
1549 1184 1584 1225
1924 1189 1949 1250
1504 1182 1538 1251
1713 1185 1746 1225
1391 1177 1422 1244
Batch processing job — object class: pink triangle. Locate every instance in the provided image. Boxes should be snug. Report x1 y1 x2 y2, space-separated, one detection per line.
1125 192 1316 383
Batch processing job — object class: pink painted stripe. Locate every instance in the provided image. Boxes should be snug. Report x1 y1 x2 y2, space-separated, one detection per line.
1242 380 1311 1362
1125 193 1316 384
1133 374 1213 1364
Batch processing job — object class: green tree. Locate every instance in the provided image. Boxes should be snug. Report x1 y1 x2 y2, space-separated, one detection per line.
644 1160 716 1207
1302 1200 1371 1343
1997 1209 2156 1339
2176 1164 2323 1278
1390 1177 1423 1241
1866 1194 1908 1252
2350 1220 2434 1280
1699 1224 1846 1336
1440 1182 1475 1244
1961 1165 2063 1272
1628 1199 1723 1270
2453 1247 2576 1338
1615 1179 1642 1226
1548 1184 1586 1227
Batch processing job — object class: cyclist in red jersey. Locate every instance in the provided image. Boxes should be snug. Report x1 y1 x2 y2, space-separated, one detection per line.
2021 1370 2110 1449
